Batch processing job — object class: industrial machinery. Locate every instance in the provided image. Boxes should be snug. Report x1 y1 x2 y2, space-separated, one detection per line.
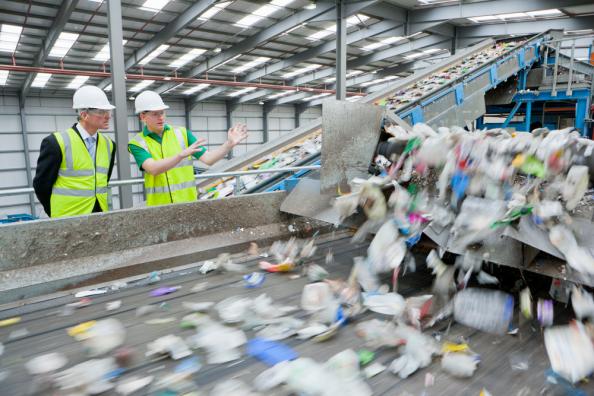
197 30 593 199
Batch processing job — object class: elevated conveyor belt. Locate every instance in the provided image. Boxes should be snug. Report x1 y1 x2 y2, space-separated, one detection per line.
198 32 551 199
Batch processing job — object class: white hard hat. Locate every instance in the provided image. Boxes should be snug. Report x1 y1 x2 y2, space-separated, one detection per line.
72 85 115 110
134 90 169 114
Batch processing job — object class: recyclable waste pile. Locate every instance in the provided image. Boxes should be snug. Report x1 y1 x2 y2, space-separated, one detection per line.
379 41 519 110
330 122 594 391
198 135 321 200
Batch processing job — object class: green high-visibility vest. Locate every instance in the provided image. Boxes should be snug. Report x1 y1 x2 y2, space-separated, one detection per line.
50 128 113 218
129 126 197 206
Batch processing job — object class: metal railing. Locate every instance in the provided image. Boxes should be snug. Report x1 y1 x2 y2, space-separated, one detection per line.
0 165 321 198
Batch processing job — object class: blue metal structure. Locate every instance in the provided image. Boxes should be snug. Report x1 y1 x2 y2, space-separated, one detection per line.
496 89 592 135
396 38 544 127
265 160 321 193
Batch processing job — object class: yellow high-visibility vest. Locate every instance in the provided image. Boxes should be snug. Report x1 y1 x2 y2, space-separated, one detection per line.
50 128 113 218
129 126 197 206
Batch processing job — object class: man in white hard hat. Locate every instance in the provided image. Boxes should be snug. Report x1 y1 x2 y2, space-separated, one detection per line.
33 85 117 218
128 90 248 206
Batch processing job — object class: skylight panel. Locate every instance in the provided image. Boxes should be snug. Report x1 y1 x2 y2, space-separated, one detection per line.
526 9 563 17
282 64 322 79
267 90 292 99
67 76 90 89
0 24 23 53
129 80 155 92
302 92 331 101
48 32 79 58
468 15 499 23
498 13 529 20
139 44 169 65
184 83 211 95
307 14 369 41
0 70 9 85
139 0 170 12
93 40 127 62
198 1 232 21
228 87 257 97
324 70 363 82
31 73 52 88
235 0 294 28
405 52 424 59
359 75 398 87
361 36 404 51
169 48 206 68
232 56 270 74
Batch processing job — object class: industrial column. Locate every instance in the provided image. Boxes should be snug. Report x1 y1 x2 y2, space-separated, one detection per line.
263 103 272 144
18 97 36 217
225 101 236 159
107 0 133 209
335 0 346 101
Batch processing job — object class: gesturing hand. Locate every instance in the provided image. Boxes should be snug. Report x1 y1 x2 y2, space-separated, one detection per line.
179 137 207 158
227 123 248 147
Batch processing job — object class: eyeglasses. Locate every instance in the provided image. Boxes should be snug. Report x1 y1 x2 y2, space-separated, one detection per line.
86 109 112 116
143 110 166 117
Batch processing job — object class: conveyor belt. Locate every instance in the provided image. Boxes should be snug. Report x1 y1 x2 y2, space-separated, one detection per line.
1 232 592 395
198 32 549 200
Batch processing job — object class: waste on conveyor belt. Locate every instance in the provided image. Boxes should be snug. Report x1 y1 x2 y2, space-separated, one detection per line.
12 122 594 394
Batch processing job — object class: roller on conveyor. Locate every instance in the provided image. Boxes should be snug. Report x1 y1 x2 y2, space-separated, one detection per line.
196 31 554 200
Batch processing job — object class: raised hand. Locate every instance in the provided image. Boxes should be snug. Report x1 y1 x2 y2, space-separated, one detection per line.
227 123 248 147
179 138 207 158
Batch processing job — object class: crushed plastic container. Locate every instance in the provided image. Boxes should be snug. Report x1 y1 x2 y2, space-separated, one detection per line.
453 288 514 334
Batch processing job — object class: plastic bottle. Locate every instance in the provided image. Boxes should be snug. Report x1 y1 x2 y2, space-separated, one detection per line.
453 288 514 334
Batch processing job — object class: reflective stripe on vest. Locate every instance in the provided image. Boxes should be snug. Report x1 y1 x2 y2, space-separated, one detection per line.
145 180 196 194
130 126 197 206
52 187 109 197
57 132 112 177
50 129 112 217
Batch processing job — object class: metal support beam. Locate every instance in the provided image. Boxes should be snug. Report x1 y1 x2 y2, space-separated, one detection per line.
20 0 80 99
329 60 420 90
107 0 133 209
409 21 455 37
451 25 458 55
225 101 236 159
576 99 588 136
552 42 560 97
567 40 575 96
294 103 308 127
524 101 532 132
362 2 407 23
291 34 449 87
17 96 36 217
335 0 346 101
241 20 404 84
184 99 192 131
190 86 228 109
458 16 594 39
263 103 272 144
235 90 270 105
185 12 403 101
409 0 594 23
98 0 217 88
502 101 522 128
189 4 333 77
275 92 310 106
